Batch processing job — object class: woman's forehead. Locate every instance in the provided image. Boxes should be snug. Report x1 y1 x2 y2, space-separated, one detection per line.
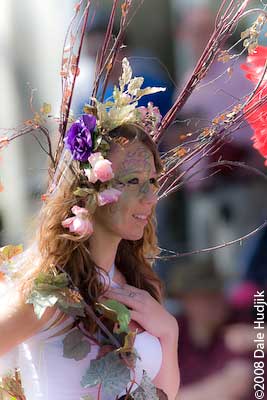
110 142 156 175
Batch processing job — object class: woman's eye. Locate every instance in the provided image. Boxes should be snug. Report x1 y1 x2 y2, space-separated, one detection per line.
128 178 139 185
149 178 158 186
115 179 126 188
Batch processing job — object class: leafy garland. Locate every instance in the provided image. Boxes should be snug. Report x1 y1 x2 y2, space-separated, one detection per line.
0 248 165 399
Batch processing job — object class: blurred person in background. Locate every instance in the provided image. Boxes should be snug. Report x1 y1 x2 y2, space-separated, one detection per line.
168 259 256 400
166 2 267 285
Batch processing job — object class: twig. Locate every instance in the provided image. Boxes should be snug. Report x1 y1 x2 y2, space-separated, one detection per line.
56 265 121 348
153 220 267 260
154 0 251 143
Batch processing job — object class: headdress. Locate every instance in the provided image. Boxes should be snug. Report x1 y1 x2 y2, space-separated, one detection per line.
57 57 165 235
1 1 267 399
1 1 267 235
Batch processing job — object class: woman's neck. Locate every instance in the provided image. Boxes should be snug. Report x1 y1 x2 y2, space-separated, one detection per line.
88 224 121 273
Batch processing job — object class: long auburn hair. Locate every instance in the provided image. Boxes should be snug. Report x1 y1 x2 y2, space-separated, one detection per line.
23 123 163 331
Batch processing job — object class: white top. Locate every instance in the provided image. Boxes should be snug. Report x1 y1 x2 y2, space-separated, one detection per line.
13 266 163 400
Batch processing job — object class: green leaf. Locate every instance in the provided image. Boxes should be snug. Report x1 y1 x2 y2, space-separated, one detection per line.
63 329 91 361
81 351 130 397
93 134 103 151
128 77 144 95
119 58 132 90
96 299 130 334
132 370 159 400
80 162 90 169
26 290 58 319
27 270 85 319
73 187 95 198
34 271 69 290
83 104 97 116
56 292 86 318
135 86 166 100
119 331 137 354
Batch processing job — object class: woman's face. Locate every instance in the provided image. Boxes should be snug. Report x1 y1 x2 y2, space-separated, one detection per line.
93 140 159 241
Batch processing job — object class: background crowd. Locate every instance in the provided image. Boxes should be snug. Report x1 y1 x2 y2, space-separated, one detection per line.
0 1 266 399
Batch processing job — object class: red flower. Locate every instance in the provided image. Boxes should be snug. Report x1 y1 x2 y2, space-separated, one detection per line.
241 46 267 165
241 45 267 83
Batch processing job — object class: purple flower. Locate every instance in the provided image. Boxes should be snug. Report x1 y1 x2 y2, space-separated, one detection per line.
64 114 96 162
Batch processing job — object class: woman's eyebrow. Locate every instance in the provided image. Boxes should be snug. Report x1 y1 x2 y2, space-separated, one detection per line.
116 164 158 178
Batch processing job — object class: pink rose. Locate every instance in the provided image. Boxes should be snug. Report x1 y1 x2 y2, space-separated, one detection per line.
62 205 93 236
87 152 114 183
94 159 114 182
88 152 103 168
85 168 97 183
97 188 122 206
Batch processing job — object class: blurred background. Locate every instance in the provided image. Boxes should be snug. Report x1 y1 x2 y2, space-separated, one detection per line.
0 1 266 398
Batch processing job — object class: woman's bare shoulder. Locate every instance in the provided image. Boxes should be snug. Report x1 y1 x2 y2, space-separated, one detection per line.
0 284 57 356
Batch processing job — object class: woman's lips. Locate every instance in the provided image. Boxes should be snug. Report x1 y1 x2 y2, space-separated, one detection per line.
132 214 149 224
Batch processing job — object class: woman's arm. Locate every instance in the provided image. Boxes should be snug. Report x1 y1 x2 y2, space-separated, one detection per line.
0 287 56 356
153 317 180 400
105 284 180 400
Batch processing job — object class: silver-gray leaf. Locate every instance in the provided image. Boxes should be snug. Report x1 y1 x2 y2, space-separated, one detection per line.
81 351 130 398
63 329 91 361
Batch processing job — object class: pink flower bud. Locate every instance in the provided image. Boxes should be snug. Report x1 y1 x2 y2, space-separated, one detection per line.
62 206 93 236
137 106 147 119
88 152 103 168
87 152 114 183
94 159 114 182
85 168 98 183
97 188 122 206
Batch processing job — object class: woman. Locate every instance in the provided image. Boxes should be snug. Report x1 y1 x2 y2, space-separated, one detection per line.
0 123 179 399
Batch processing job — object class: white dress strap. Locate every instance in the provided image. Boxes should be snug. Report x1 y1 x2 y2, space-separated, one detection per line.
37 308 74 340
40 308 63 332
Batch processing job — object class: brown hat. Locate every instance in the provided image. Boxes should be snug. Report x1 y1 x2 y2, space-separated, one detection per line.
167 259 224 297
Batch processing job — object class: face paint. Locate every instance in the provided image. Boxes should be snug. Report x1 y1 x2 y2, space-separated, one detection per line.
92 141 158 242
113 145 159 199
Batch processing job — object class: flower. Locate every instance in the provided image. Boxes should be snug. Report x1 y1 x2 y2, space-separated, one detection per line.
137 106 147 119
62 205 93 236
97 188 122 206
86 152 114 183
64 114 96 162
93 159 114 182
240 46 267 84
251 127 267 166
241 46 267 165
137 102 162 133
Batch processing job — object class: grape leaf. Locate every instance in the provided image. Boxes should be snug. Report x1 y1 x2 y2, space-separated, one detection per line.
27 271 85 319
81 351 130 398
26 290 58 319
95 299 130 334
34 271 69 290
56 291 86 318
118 331 137 357
132 370 159 400
63 329 91 361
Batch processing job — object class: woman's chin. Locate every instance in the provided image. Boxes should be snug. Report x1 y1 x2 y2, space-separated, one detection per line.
122 229 144 241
